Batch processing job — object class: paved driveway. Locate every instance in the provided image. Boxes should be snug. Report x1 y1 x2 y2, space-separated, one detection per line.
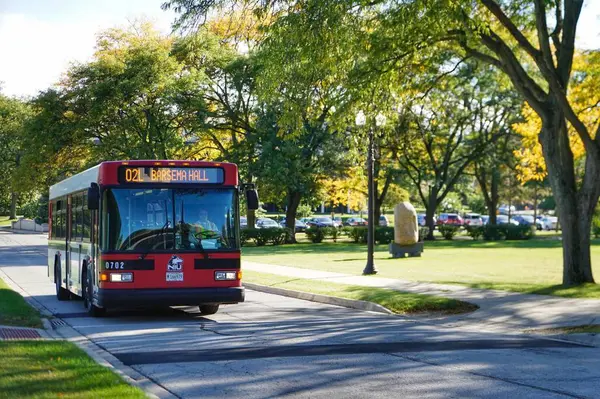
1 230 600 398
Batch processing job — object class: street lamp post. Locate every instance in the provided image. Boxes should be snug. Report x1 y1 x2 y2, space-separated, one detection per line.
356 111 386 275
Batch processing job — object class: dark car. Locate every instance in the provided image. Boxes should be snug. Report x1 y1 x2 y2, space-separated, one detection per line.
307 217 335 228
344 217 367 226
256 217 280 228
279 218 307 232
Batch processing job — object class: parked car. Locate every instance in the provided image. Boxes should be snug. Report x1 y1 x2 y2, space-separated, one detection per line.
512 215 535 226
256 217 280 228
539 216 558 230
496 215 519 225
481 215 490 225
344 217 367 226
437 213 463 226
379 215 389 227
306 217 335 228
417 214 436 227
498 205 516 215
279 218 307 232
332 216 343 228
241 216 247 229
463 213 483 227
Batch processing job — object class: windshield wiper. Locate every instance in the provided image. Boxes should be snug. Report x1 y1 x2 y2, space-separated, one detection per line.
139 220 170 260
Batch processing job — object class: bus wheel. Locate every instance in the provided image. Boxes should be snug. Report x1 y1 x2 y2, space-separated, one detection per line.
55 262 70 301
199 304 219 315
83 269 106 317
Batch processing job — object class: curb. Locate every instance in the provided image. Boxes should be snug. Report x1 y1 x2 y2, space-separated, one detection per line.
51 324 177 399
244 282 394 315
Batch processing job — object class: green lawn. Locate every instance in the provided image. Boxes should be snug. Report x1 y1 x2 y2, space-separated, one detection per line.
242 238 600 298
0 341 146 399
0 277 43 328
0 216 17 227
245 270 478 314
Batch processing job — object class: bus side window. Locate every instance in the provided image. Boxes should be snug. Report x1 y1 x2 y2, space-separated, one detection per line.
51 202 56 238
82 192 91 242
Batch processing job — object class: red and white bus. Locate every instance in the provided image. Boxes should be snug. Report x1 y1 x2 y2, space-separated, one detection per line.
48 160 258 316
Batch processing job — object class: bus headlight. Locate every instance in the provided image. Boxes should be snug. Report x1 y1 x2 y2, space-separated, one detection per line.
215 271 237 281
109 273 133 282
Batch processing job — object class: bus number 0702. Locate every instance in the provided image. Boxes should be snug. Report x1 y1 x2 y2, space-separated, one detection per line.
105 261 125 270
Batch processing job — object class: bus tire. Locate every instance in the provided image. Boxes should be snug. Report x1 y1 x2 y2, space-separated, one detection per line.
55 261 70 301
83 266 106 317
199 304 219 315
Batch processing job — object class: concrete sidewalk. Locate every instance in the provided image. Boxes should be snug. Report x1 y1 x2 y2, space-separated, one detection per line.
243 261 600 332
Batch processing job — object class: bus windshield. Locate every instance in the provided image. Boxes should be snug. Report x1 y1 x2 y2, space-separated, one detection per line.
102 188 238 252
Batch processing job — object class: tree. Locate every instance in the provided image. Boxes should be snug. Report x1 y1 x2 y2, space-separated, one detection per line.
0 94 32 218
393 63 516 239
423 1 599 284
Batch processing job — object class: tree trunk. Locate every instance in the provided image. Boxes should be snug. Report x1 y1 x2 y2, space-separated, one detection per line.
539 106 598 285
285 191 302 243
533 185 538 221
475 166 499 225
489 171 499 225
425 190 438 240
247 210 256 231
9 192 18 220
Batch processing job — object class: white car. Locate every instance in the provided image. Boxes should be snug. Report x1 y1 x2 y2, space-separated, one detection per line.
539 216 558 230
498 205 516 215
463 213 483 227
496 215 519 225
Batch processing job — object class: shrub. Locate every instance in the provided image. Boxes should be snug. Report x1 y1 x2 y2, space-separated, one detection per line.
465 226 484 240
505 224 534 240
438 225 459 240
306 227 326 243
323 226 339 242
348 227 368 243
482 224 533 241
375 226 394 244
483 225 506 241
418 227 429 242
241 227 288 246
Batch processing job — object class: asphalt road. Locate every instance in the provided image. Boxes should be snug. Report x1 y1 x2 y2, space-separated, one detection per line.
2 230 600 399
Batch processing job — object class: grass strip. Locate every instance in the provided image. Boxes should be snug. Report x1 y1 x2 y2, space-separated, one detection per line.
446 282 600 299
0 216 17 227
0 277 43 328
0 341 146 399
525 324 600 335
244 270 478 315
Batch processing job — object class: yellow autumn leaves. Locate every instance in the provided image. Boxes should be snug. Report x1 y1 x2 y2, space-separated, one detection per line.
513 51 600 183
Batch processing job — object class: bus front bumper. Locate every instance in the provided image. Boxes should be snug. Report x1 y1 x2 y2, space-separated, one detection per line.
96 287 245 308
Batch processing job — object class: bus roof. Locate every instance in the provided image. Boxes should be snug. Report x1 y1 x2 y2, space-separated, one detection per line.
49 160 238 200
49 164 100 200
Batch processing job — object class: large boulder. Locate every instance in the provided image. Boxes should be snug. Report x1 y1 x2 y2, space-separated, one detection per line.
394 202 418 245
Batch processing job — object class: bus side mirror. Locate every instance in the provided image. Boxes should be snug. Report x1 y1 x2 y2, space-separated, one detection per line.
88 183 100 210
246 189 259 211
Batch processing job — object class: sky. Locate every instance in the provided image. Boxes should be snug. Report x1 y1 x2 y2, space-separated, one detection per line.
0 0 599 98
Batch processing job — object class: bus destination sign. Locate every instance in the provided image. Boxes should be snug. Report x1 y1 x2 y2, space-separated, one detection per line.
119 167 224 184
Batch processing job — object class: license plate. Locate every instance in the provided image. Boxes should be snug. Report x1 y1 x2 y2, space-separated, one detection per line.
166 272 184 282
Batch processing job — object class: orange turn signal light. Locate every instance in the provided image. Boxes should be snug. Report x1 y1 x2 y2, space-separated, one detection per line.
100 272 109 282
237 270 242 280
